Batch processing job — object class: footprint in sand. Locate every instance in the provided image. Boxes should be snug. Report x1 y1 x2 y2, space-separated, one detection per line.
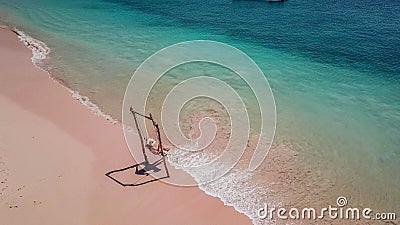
33 200 42 206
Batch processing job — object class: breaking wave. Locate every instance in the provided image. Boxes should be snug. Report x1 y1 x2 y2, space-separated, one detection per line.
168 147 276 225
13 28 49 66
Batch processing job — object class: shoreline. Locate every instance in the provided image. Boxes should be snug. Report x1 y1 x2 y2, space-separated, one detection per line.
0 25 252 224
12 25 120 125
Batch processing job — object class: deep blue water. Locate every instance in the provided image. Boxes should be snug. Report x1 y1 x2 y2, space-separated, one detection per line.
110 0 400 77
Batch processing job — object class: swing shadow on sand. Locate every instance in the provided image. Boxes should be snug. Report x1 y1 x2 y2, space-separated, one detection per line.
105 158 169 187
105 109 170 187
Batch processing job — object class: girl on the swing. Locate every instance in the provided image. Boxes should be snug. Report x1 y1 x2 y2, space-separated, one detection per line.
145 138 170 156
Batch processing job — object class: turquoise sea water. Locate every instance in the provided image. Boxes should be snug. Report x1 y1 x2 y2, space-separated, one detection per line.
1 0 399 223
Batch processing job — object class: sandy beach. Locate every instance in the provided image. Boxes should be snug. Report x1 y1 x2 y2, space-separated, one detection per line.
0 26 252 225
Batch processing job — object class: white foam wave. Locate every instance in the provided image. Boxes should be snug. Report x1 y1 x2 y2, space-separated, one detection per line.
13 28 119 125
168 147 276 225
71 91 119 124
13 28 50 65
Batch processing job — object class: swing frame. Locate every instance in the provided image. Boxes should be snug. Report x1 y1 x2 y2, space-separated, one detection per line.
129 107 170 178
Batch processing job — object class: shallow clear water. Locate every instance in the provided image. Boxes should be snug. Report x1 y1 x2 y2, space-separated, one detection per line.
1 0 399 222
